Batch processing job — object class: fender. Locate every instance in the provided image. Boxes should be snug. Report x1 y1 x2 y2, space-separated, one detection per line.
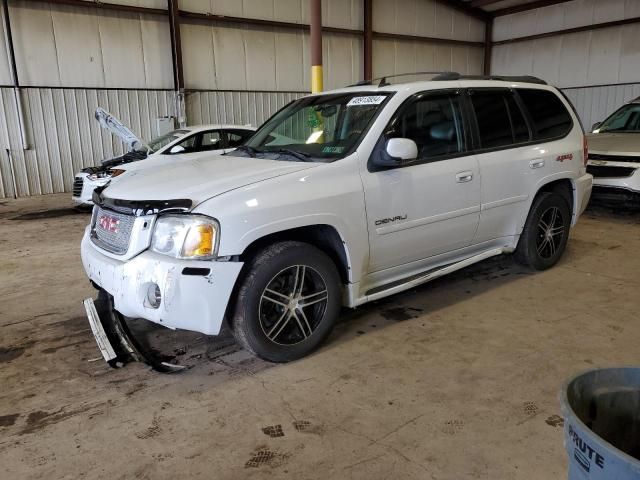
518 171 578 231
235 214 358 283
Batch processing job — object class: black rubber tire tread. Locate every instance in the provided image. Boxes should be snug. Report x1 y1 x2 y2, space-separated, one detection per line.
515 191 571 270
230 241 341 362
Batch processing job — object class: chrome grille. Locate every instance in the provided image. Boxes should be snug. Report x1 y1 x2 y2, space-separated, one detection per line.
91 207 135 254
72 177 84 197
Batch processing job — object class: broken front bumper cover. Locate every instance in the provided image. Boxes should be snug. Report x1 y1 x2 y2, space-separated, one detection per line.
84 290 186 373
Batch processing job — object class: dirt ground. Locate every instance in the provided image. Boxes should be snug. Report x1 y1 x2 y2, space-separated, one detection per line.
0 193 638 480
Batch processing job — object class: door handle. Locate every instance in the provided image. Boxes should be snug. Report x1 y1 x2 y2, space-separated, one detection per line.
529 159 545 169
456 171 473 183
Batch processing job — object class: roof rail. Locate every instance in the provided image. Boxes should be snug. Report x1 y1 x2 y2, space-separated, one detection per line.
432 73 547 84
347 71 460 88
346 72 548 88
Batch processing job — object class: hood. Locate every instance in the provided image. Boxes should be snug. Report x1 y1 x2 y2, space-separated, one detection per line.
119 150 221 173
102 155 320 206
95 107 146 154
587 132 640 156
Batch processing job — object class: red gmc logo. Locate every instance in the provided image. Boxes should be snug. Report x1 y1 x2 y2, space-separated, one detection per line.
99 215 119 233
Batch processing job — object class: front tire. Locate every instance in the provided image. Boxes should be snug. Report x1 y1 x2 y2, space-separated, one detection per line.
230 241 342 362
515 191 571 270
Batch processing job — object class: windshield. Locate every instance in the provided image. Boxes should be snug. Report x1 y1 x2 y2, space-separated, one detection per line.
236 92 392 161
597 104 640 133
138 129 190 152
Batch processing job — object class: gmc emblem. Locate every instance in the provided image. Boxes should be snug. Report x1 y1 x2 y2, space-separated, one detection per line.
99 214 119 234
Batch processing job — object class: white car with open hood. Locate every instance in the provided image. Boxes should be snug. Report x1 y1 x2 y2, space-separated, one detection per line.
72 108 255 207
587 97 640 206
80 74 592 369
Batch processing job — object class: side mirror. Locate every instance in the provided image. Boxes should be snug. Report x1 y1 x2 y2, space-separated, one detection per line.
371 138 418 169
592 122 601 132
169 145 185 154
386 138 418 161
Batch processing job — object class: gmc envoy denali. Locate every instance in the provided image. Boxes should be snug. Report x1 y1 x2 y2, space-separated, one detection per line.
80 73 593 369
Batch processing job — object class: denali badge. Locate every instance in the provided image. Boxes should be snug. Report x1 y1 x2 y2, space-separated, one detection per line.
99 214 120 234
375 215 407 226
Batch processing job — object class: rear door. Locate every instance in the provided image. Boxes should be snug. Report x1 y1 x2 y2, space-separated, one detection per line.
466 88 534 243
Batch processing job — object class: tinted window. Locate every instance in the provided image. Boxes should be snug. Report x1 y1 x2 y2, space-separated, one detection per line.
518 89 572 139
225 130 252 148
170 133 199 154
470 90 530 149
388 94 464 159
471 91 513 149
200 131 222 151
505 94 530 143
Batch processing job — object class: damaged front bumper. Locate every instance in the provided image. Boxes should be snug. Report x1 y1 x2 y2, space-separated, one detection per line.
80 228 244 372
83 292 186 372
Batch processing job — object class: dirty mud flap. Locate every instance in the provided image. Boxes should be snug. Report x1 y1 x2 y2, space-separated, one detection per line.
83 290 187 373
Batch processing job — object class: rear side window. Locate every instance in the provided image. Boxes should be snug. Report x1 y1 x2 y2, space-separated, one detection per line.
470 90 530 149
517 89 573 140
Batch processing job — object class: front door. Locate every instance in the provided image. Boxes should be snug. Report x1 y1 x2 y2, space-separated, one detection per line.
361 90 481 273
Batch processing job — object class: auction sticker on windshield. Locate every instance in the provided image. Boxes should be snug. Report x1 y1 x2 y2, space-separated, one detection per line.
347 96 386 106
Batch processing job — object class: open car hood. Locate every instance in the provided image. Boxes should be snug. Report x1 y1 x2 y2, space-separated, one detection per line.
95 107 147 155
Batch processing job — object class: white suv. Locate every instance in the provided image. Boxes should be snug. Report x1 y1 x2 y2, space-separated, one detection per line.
81 75 592 367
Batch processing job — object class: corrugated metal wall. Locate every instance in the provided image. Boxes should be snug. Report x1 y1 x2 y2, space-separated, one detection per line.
186 90 307 127
492 0 640 88
372 0 485 78
0 88 176 198
0 88 313 198
563 84 640 132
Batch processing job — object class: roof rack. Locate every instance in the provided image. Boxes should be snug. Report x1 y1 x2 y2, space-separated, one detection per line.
432 73 547 84
348 71 459 88
347 72 548 88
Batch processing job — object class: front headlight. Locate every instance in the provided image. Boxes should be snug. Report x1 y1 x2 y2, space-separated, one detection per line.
88 170 112 181
150 215 219 259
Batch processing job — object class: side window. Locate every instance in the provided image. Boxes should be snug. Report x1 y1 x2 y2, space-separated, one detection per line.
470 90 530 149
517 89 573 140
225 130 250 148
505 94 530 143
168 133 199 154
470 91 511 149
387 94 464 160
199 131 223 151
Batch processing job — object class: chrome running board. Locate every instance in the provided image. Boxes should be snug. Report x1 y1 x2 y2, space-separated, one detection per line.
364 247 505 302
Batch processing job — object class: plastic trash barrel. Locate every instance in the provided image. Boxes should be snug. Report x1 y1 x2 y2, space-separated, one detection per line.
561 367 640 479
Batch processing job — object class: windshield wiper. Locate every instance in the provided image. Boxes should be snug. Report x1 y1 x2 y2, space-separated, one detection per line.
228 145 259 157
272 148 312 162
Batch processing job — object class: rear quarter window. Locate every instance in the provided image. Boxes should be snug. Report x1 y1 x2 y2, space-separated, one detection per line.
517 89 573 140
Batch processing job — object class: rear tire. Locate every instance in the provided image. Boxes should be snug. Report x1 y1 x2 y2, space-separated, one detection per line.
230 241 342 362
515 191 571 270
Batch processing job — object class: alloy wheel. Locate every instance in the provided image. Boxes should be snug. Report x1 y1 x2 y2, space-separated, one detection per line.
259 265 329 346
536 206 565 259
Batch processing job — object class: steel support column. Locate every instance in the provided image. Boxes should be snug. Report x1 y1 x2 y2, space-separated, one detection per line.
483 18 492 75
363 0 372 82
168 0 185 127
310 0 322 93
